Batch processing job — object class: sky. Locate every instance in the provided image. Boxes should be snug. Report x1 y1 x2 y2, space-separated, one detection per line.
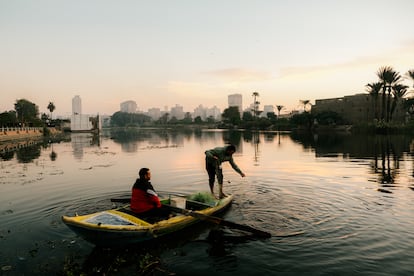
1 0 414 117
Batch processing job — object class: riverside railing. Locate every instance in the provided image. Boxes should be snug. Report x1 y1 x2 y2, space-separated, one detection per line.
1 127 43 133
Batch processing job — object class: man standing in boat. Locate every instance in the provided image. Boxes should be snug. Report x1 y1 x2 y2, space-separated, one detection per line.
205 144 245 199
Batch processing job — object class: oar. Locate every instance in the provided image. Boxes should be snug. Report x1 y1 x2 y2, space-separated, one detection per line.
111 198 130 203
164 204 271 238
110 198 271 238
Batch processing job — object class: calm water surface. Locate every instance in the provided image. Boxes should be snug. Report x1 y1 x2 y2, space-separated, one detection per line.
1 129 414 275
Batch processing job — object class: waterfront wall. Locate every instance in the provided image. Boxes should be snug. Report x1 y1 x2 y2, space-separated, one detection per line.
0 127 44 153
0 127 44 142
312 93 406 124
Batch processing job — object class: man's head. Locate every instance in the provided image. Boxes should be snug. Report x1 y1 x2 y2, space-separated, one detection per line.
139 168 151 180
225 144 236 155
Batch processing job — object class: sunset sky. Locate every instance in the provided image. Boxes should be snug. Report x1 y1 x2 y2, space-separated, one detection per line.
1 0 413 117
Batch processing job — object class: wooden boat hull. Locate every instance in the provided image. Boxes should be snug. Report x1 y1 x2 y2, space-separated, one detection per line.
62 193 233 246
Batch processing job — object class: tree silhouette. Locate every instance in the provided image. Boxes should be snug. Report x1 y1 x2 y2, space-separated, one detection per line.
252 92 260 118
276 105 284 117
222 106 241 125
407 69 414 88
376 66 401 122
299 100 311 112
390 84 409 120
14 99 39 126
47 102 56 120
366 82 382 120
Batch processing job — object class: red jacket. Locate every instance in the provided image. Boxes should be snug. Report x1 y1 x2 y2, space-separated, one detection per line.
130 179 161 213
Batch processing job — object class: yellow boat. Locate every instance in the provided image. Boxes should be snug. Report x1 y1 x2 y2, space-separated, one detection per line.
62 193 233 246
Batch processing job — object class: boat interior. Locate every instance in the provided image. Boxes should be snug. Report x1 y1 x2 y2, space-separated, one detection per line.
117 196 215 224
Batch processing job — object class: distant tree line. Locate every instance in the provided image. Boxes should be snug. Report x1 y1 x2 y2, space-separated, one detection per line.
110 111 151 127
219 106 344 130
366 66 414 123
5 65 413 132
110 111 217 127
0 98 62 130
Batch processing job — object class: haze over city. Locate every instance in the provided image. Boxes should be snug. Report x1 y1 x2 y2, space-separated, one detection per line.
1 0 413 117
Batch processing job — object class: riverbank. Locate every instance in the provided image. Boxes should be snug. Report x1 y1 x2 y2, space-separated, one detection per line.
0 127 63 153
0 127 45 142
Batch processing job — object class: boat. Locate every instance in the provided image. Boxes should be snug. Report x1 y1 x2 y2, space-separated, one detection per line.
62 192 233 246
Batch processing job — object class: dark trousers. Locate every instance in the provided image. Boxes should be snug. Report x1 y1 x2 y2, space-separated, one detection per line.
206 159 223 191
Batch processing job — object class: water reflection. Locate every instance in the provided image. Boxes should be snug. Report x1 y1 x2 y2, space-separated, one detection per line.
49 143 57 161
71 133 100 160
0 150 14 161
290 131 414 191
2 129 414 192
15 145 41 163
0 135 70 163
2 129 414 275
67 223 236 275
223 130 243 150
104 128 187 152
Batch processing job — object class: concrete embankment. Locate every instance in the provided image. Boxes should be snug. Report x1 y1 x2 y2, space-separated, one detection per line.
0 128 43 142
0 127 61 153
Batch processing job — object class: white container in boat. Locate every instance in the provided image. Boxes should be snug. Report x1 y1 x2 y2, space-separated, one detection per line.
170 197 186 209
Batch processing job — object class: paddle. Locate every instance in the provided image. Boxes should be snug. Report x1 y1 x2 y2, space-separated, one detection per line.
110 198 271 238
165 204 271 238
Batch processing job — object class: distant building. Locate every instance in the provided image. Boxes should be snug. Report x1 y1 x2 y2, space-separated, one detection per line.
147 107 161 120
207 106 221 121
278 110 299 119
120 100 137 113
194 105 207 121
72 95 82 115
312 93 406 124
71 114 95 131
70 95 100 132
100 115 111 128
261 105 274 118
170 104 184 120
228 94 243 114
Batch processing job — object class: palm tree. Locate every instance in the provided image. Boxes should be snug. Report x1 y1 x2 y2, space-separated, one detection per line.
300 100 311 112
366 82 382 120
252 92 260 118
407 69 414 88
276 105 284 117
390 84 409 120
388 70 402 121
376 66 401 122
377 66 392 121
47 102 56 120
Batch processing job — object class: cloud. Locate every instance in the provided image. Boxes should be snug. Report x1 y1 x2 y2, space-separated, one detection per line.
204 67 272 82
278 42 414 79
167 81 211 94
165 80 224 100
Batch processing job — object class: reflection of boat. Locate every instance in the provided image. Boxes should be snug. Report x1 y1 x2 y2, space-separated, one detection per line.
62 193 233 246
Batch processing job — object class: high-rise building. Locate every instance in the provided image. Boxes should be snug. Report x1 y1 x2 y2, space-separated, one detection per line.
120 100 137 113
72 95 82 115
71 95 100 132
170 104 184 120
228 94 243 114
207 106 221 121
194 105 207 121
147 107 161 120
262 105 274 117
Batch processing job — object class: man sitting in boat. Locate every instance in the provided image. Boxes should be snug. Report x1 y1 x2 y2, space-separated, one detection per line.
130 168 170 218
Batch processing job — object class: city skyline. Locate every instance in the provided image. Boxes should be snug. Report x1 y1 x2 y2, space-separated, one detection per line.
1 1 413 117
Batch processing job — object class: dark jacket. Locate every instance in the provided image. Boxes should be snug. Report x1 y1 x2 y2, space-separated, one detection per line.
205 146 243 175
130 178 161 213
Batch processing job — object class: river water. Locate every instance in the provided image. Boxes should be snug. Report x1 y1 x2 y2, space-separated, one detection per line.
1 129 414 275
